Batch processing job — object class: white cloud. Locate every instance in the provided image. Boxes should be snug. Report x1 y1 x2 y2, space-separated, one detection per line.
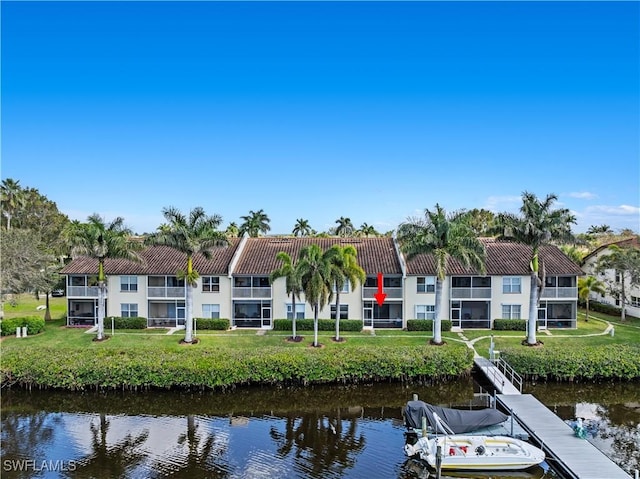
584 204 640 216
483 195 522 213
565 191 597 200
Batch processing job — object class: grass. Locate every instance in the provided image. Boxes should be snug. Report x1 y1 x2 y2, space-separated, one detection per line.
2 294 638 356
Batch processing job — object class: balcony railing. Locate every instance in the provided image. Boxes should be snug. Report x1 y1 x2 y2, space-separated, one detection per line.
233 287 271 298
363 287 403 299
541 287 577 299
147 287 185 298
67 286 100 297
450 287 491 299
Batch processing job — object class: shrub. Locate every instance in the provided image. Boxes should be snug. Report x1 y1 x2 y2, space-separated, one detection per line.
0 344 475 390
578 299 622 316
107 317 147 329
493 319 527 331
0 316 46 336
273 319 362 332
500 344 640 381
406 320 452 332
195 318 230 330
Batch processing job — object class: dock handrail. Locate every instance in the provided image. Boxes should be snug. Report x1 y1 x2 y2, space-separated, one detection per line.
490 358 523 393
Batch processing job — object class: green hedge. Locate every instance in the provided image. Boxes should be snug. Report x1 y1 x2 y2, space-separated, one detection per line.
273 319 362 332
500 344 640 381
195 318 230 330
0 345 475 390
578 299 622 316
107 317 147 329
0 316 46 336
493 319 527 331
406 319 452 332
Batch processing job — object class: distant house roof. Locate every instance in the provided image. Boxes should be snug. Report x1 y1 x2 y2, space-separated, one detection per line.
60 238 241 276
581 236 640 264
233 237 403 276
404 238 584 276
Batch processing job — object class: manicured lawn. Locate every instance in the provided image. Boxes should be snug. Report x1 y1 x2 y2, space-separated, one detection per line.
1 294 67 320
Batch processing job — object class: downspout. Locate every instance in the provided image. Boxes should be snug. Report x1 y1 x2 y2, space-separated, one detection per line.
227 235 249 327
392 232 408 328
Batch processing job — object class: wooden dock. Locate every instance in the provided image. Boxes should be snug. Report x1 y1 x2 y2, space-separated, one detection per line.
497 394 631 479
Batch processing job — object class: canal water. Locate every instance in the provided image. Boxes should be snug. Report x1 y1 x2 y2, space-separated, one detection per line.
1 378 638 479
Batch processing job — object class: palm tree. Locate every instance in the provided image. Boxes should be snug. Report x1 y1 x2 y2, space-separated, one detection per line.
146 206 228 343
595 244 640 321
397 204 486 345
325 245 365 341
492 192 576 345
66 215 143 340
1 178 24 230
225 222 239 238
239 209 271 237
270 251 303 340
292 218 312 237
578 276 606 322
357 223 379 237
587 224 613 236
334 217 354 237
297 244 333 347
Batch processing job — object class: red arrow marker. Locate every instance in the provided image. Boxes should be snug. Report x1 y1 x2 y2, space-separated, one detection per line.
374 272 387 306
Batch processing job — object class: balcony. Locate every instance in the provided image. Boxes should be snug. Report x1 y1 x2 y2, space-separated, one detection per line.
147 287 185 298
67 286 100 297
541 287 577 299
363 287 402 299
232 287 271 298
450 287 491 299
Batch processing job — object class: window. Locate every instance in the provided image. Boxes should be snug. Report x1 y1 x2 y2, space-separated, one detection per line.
631 296 640 308
330 304 349 320
503 277 521 294
545 277 557 288
333 280 350 293
120 276 138 292
121 303 138 317
415 305 435 320
502 304 521 319
202 276 220 292
417 276 435 293
202 304 220 319
451 277 471 288
286 303 305 319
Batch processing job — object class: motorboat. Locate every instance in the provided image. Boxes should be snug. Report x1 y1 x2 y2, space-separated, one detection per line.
404 412 545 471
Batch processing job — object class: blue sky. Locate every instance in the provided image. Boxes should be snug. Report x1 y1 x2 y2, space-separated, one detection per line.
2 1 639 235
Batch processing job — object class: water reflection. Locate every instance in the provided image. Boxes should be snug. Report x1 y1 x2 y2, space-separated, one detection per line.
1 380 636 478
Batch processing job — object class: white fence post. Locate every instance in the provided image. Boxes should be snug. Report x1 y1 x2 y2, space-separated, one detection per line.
21 326 27 337
16 327 21 338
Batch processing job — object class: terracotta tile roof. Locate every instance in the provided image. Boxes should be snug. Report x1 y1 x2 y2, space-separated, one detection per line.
581 236 640 263
60 238 241 276
233 237 403 276
404 238 584 276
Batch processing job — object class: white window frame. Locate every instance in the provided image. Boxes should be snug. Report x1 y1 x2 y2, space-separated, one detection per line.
202 276 220 293
120 275 138 292
286 303 305 320
333 280 351 294
417 276 436 293
502 304 521 319
415 304 435 320
502 276 521 294
330 304 349 320
202 304 220 319
121 303 138 317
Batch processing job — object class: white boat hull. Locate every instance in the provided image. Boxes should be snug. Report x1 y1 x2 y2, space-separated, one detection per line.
404 434 545 471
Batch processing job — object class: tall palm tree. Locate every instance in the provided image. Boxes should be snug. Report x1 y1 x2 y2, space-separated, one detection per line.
270 251 303 340
1 178 24 230
492 192 576 345
595 244 640 321
292 218 312 237
66 214 143 340
239 209 271 237
587 224 613 236
146 206 228 343
225 222 239 238
578 276 606 322
334 217 354 237
297 244 333 347
397 204 486 345
325 245 365 341
357 223 379 237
